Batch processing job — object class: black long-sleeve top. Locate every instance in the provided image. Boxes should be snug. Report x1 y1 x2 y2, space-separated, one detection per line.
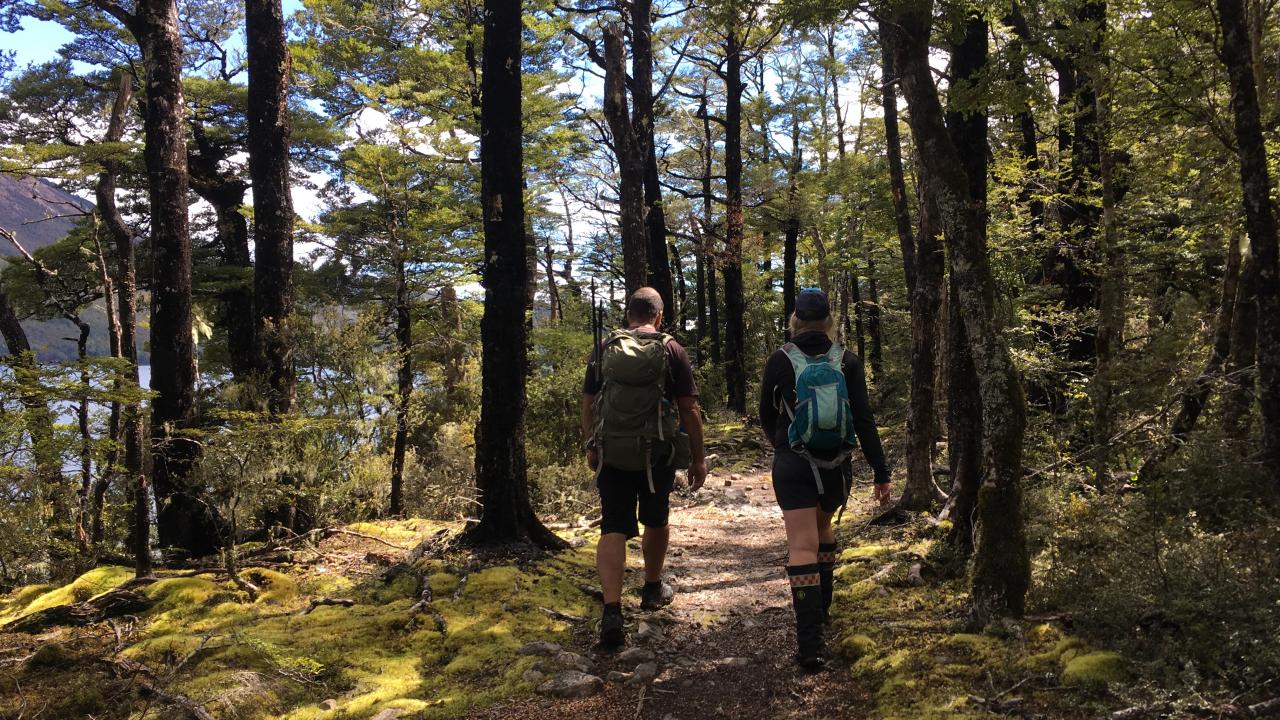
758 331 891 484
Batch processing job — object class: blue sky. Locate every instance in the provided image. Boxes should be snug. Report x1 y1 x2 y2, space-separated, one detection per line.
5 1 306 69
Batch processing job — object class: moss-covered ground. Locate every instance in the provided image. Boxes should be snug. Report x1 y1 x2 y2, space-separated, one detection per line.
0 519 601 720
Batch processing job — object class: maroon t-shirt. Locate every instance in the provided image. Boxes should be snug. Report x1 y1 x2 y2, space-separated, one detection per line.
582 332 698 401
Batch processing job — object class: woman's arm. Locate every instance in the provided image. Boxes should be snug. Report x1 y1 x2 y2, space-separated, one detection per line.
759 351 783 441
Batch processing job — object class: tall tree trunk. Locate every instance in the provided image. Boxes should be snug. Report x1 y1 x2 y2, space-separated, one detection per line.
899 179 946 510
884 0 1029 621
1217 0 1280 477
670 242 687 331
73 317 93 556
247 0 296 415
851 271 866 358
1137 234 1242 483
543 244 562 324
131 0 209 559
695 235 706 363
603 25 648 296
700 91 722 366
89 223 121 548
1092 60 1125 487
389 245 411 517
721 31 748 415
469 0 565 547
631 0 675 328
782 115 802 338
94 71 148 575
883 32 944 511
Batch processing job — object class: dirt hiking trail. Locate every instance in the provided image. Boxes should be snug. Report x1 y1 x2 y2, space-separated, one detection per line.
478 465 873 720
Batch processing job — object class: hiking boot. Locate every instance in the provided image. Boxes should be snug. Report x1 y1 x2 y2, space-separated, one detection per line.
818 542 838 624
600 603 625 649
639 580 674 610
788 564 826 673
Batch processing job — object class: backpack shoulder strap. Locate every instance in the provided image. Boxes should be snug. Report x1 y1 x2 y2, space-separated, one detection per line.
782 342 812 381
826 343 844 368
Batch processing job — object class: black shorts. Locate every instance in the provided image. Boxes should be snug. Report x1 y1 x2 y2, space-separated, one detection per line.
771 451 850 514
597 464 676 538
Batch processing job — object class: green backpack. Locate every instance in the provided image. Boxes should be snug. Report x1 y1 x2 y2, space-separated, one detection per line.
591 329 681 484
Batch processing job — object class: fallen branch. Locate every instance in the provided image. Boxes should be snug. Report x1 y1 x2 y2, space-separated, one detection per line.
5 587 153 634
106 657 216 720
297 597 355 615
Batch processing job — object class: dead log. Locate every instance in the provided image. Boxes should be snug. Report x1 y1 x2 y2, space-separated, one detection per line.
6 588 153 634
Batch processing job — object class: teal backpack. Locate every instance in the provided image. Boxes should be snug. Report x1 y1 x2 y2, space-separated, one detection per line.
780 342 858 492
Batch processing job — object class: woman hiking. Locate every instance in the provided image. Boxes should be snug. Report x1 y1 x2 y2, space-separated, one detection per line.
759 288 892 671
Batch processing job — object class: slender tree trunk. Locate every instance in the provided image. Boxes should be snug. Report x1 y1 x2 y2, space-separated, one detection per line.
721 31 749 414
700 91 722 366
603 25 649 296
884 0 1029 621
670 242 687 331
899 179 946 510
1137 235 1242 483
1223 248 1258 438
468 0 566 547
850 271 866 358
90 224 121 547
695 235 706 363
94 71 148 575
1216 0 1280 477
389 246 411 517
632 0 674 326
1092 61 1125 487
882 39 916 296
129 0 208 559
74 318 93 556
783 116 802 337
543 245 562 324
247 0 296 415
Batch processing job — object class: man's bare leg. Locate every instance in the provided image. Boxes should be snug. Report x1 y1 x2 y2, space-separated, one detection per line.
641 525 669 583
597 532 628 603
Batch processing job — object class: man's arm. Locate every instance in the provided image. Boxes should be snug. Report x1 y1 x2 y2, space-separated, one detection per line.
677 396 707 490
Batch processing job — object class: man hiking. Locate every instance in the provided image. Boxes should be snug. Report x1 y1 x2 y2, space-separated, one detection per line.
759 288 891 671
582 287 708 648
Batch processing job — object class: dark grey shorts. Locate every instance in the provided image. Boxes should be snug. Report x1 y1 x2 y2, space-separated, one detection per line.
597 464 676 538
771 451 850 514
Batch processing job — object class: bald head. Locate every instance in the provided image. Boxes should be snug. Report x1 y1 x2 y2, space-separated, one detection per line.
625 287 664 327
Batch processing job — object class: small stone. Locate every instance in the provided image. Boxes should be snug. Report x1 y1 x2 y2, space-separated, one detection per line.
555 651 595 673
637 621 665 642
671 547 684 557
626 662 659 685
606 670 632 683
537 671 604 698
722 487 748 504
617 647 655 663
873 586 890 597
720 657 752 668
522 667 546 683
319 699 338 711
730 473 743 482
569 537 587 548
371 710 402 720
518 640 562 657
723 478 733 487
673 655 698 668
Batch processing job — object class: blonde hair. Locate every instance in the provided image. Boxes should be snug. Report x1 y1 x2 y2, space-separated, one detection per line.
789 313 837 341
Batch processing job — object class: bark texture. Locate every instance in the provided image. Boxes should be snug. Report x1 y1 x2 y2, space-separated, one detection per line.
246 0 297 415
603 25 649 297
469 0 566 547
883 0 1030 620
1216 0 1280 477
722 31 748 414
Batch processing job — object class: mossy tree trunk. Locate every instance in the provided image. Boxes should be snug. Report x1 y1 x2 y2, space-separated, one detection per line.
882 0 1030 621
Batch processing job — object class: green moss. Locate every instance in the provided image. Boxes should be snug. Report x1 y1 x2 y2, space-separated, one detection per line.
3 565 133 624
26 642 72 668
838 633 877 660
1062 651 1126 687
840 545 891 562
249 568 299 606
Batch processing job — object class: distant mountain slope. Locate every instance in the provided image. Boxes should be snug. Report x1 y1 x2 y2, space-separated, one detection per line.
0 174 150 363
0 174 94 255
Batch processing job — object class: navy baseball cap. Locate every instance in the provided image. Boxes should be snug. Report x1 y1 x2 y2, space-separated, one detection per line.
795 288 830 320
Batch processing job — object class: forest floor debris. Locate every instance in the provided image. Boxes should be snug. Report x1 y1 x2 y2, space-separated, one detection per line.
0 467 1267 719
